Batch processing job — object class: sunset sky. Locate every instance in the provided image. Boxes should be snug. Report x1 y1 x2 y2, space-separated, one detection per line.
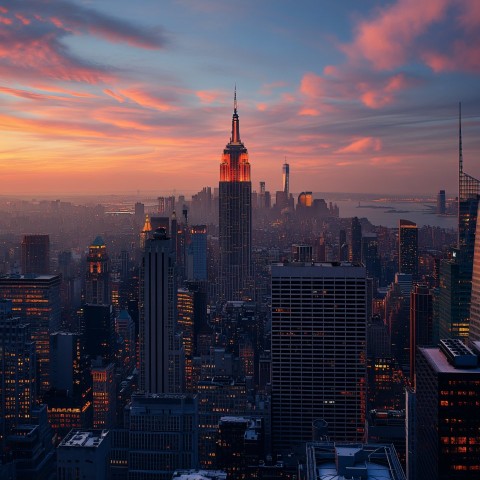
1 0 480 196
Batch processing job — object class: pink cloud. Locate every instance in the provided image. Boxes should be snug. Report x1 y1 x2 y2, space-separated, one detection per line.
300 72 324 97
196 90 224 104
15 13 30 25
103 89 125 103
259 81 288 95
336 137 382 154
346 0 450 70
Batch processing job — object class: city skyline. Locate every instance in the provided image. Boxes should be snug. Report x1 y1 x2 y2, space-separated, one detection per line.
1 0 480 195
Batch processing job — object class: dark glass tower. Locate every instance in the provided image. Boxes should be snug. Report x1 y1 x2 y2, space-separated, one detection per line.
399 219 418 278
219 89 252 301
350 217 362 264
21 234 50 275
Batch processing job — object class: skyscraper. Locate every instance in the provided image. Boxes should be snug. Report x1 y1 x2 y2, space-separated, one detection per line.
282 161 289 195
271 262 367 451
85 236 110 305
438 108 480 341
416 340 480 479
219 89 252 301
458 103 480 274
399 219 418 278
409 284 433 385
21 234 50 274
140 228 183 394
0 300 36 437
0 274 61 392
187 225 207 281
350 217 362 264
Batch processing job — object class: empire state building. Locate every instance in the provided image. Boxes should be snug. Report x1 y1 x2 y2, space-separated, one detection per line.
219 90 252 301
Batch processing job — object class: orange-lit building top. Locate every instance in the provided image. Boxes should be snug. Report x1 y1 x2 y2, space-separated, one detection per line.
220 89 250 183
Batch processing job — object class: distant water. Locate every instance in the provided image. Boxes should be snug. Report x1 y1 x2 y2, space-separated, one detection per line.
332 199 457 229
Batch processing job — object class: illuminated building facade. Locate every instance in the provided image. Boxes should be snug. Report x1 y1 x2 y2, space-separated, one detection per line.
115 310 136 374
0 274 61 393
21 234 50 275
197 377 247 468
178 288 194 392
350 217 362 264
271 263 367 451
0 300 36 439
92 362 116 429
85 236 110 305
399 219 418 278
416 340 480 479
282 162 290 195
219 90 252 301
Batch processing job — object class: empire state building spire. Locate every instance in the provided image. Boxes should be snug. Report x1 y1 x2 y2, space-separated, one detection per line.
231 86 240 143
219 87 252 301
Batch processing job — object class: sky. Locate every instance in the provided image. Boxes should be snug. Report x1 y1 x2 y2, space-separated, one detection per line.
1 0 480 197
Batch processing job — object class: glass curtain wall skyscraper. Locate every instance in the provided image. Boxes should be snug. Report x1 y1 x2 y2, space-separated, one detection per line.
219 89 252 301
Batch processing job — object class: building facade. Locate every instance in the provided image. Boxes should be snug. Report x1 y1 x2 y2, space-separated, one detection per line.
271 262 367 451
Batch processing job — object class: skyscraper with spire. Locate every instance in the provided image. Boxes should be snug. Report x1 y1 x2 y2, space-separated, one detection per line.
219 89 252 301
439 104 480 340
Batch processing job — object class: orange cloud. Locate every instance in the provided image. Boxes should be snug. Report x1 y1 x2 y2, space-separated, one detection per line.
120 88 178 112
103 89 125 103
336 137 382 154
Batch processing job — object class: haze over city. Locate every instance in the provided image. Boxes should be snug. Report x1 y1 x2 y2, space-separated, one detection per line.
1 0 480 196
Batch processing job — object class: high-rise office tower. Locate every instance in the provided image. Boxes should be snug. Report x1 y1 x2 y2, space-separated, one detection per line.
85 236 110 305
140 228 183 393
177 288 194 391
437 189 446 214
0 274 61 392
409 284 433 385
271 262 367 451
385 273 412 372
219 89 252 301
0 300 36 437
350 217 362 264
21 234 50 275
282 161 289 195
134 201 145 225
469 203 480 343
124 393 198 479
442 104 480 341
83 304 115 363
50 332 89 398
416 340 480 479
92 362 116 429
187 225 207 281
458 103 480 274
399 219 418 278
361 233 381 282
339 229 349 262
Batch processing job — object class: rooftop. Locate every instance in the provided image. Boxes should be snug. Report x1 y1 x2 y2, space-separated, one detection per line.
172 470 227 480
59 430 109 449
421 345 480 374
306 442 405 480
